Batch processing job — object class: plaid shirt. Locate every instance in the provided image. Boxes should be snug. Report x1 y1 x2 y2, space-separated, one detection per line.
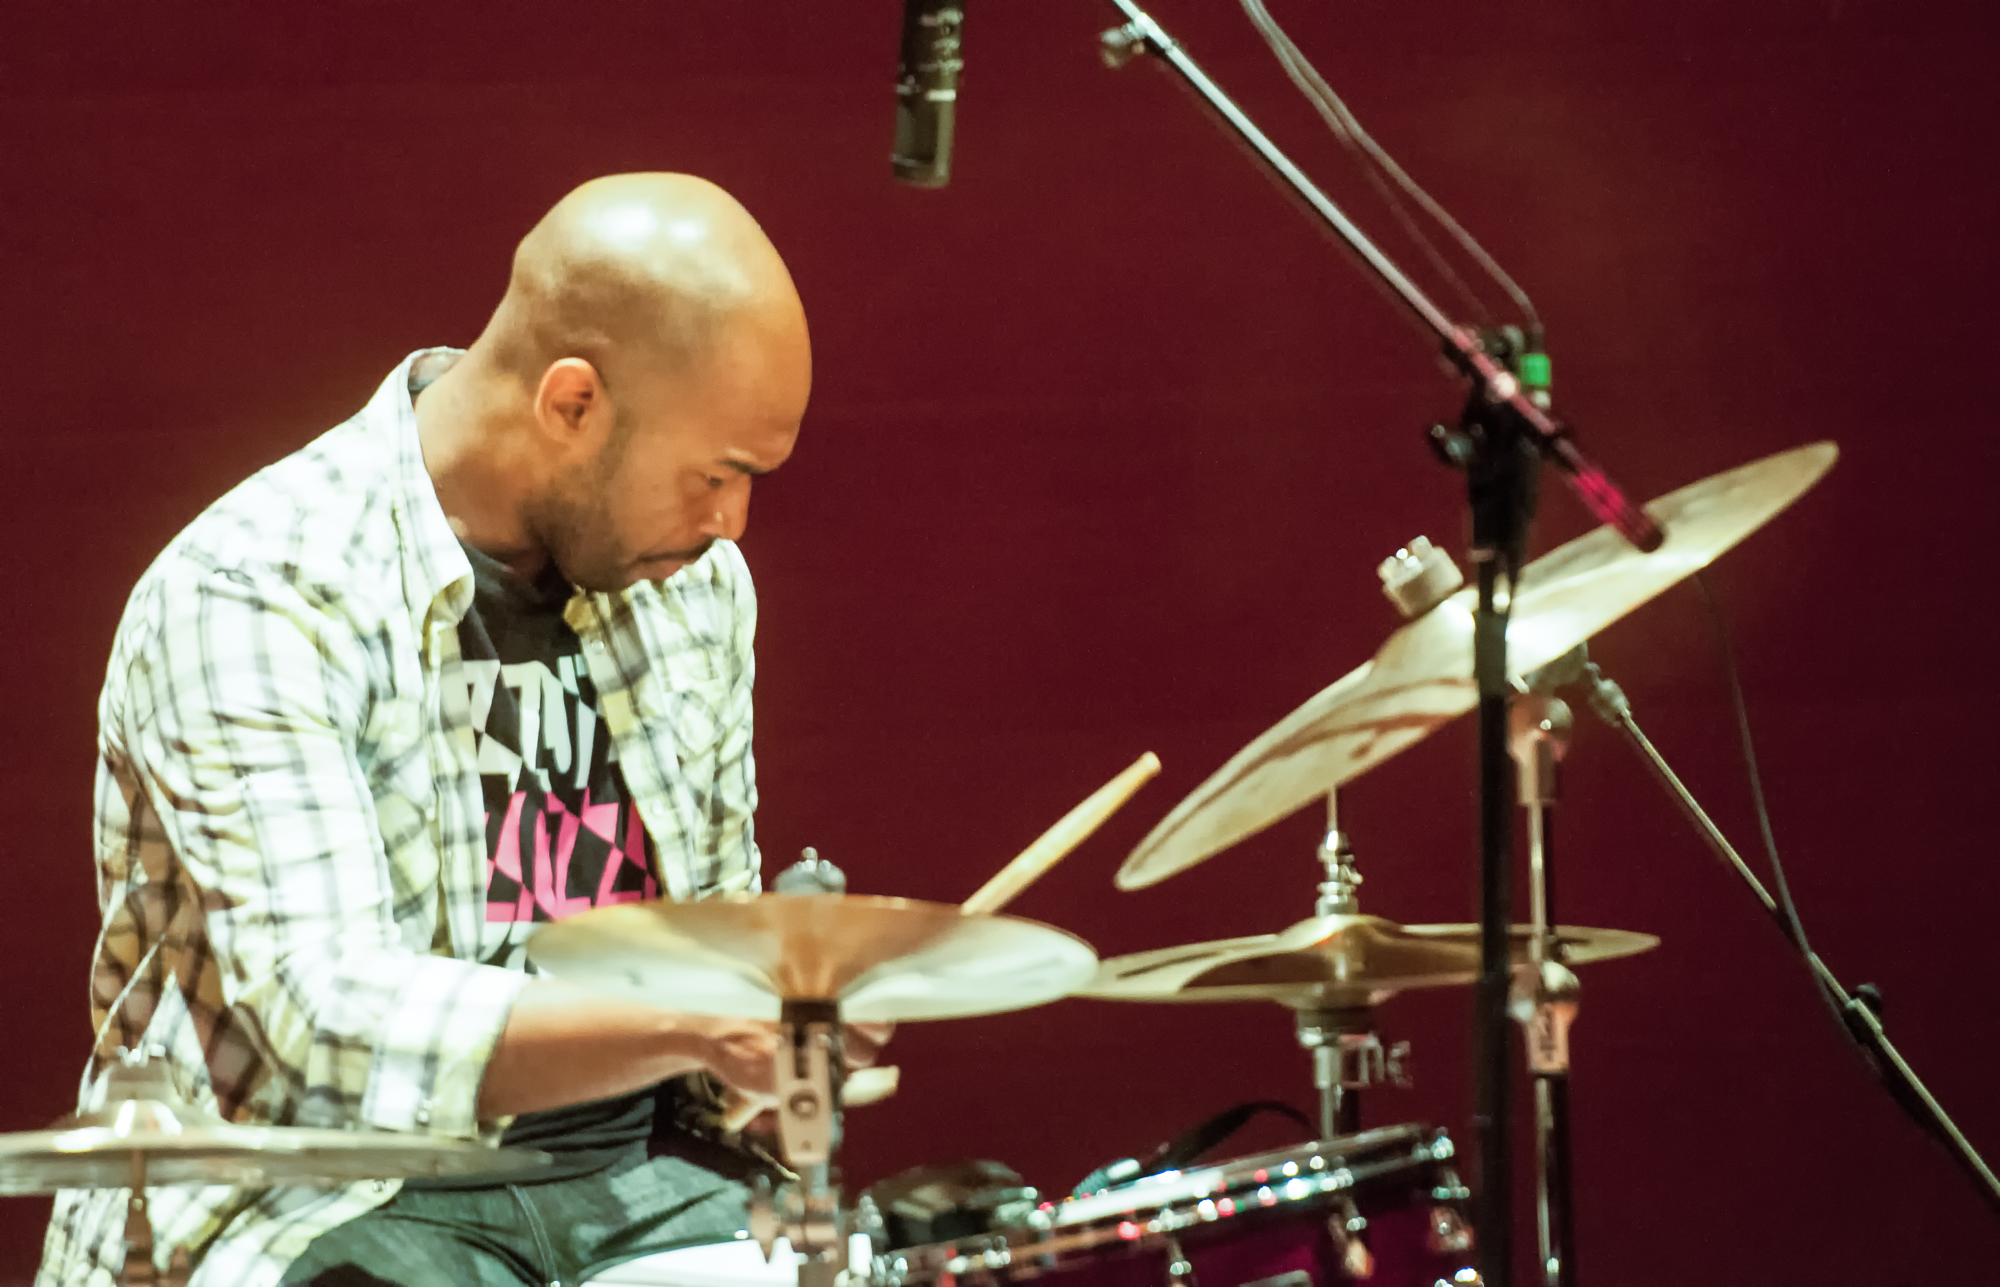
39 352 761 1287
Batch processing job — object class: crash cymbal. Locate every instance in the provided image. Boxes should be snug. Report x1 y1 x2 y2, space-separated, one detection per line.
526 893 1098 1023
1084 916 1657 1009
0 1061 550 1194
1120 441 1837 890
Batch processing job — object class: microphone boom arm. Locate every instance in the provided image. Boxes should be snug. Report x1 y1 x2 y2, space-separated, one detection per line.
1098 0 1660 552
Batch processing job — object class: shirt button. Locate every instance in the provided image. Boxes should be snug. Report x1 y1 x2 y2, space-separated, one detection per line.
415 1100 433 1127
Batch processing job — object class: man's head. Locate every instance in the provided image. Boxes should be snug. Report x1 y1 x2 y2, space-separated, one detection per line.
450 173 811 592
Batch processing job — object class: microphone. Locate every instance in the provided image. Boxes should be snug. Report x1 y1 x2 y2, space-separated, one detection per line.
892 1 965 187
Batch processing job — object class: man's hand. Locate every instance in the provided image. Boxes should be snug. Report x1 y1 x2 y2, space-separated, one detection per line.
709 1019 896 1131
478 980 897 1122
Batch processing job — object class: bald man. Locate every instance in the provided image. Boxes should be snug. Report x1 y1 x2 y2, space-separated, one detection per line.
40 175 856 1287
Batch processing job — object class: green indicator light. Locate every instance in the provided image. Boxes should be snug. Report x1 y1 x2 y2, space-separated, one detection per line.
1519 352 1552 389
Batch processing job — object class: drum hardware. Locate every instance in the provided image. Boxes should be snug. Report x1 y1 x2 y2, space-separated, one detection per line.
863 1160 1039 1249
874 1126 1475 1287
1568 655 2000 1219
1112 445 1831 1281
1117 441 1839 896
1327 1196 1372 1279
1298 797 1408 1139
1296 1010 1410 1142
1164 1233 1194 1287
751 995 849 1287
1376 537 1464 621
527 855 1101 1287
1506 680 1578 1287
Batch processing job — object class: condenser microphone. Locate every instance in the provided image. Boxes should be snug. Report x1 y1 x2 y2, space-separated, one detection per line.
892 1 965 187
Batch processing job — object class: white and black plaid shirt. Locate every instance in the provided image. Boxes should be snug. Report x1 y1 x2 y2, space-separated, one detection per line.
38 352 761 1287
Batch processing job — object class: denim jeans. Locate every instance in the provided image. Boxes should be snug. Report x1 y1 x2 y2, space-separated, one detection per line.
277 1143 751 1287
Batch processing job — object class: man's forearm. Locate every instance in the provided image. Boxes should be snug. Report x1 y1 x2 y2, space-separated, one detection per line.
475 979 720 1119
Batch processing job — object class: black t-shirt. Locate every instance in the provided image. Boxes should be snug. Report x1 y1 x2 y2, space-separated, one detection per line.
413 542 658 1184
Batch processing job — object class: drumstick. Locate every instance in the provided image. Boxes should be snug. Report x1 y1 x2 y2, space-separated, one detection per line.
960 752 1162 916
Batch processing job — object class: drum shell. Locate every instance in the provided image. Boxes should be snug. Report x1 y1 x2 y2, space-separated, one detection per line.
880 1128 1473 1287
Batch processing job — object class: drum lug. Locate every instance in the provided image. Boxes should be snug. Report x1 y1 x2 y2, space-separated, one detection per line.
1327 1199 1375 1280
1423 1163 1476 1257
1385 1041 1413 1089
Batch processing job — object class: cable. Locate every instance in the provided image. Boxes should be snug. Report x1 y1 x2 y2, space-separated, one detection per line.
1691 572 1851 1024
1237 0 1543 342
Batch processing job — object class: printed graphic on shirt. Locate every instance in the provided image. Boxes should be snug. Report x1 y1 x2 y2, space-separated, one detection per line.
450 572 660 967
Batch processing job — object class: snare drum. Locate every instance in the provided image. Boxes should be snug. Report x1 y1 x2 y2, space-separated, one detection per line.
875 1125 1475 1287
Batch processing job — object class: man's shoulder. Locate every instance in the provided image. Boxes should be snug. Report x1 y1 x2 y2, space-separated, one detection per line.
127 414 419 630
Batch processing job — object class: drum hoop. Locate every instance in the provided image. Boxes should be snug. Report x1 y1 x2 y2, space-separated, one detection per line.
880 1125 1456 1283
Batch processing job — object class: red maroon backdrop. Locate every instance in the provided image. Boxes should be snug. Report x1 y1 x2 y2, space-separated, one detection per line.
3 1 1997 1283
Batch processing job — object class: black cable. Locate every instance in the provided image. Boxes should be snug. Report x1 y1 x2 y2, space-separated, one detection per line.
1670 578 2000 1212
1692 573 1856 1028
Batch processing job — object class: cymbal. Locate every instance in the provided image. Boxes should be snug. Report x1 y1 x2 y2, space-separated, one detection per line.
1120 442 1837 890
0 1062 549 1195
1084 916 1658 1009
526 893 1099 1023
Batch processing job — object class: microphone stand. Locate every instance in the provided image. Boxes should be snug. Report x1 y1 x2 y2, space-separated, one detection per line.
1576 659 2000 1219
1095 7 1662 1283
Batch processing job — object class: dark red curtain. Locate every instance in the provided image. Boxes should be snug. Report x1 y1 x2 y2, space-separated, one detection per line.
4 2 1997 1282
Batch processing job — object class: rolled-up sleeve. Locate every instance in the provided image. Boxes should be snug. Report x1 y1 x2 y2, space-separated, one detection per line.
119 561 523 1137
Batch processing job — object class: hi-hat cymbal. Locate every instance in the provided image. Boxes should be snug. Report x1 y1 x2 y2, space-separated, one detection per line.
1119 442 1838 890
0 1062 550 1194
526 893 1099 1023
1084 916 1658 1009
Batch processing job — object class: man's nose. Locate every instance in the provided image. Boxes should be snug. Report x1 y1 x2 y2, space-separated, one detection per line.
700 484 751 542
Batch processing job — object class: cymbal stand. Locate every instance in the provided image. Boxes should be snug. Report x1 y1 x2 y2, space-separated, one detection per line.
1096 10 1662 1282
1507 695 1581 1287
105 1053 190 1287
1575 659 2000 1219
121 1152 188 1287
751 999 849 1287
1295 793 1407 1140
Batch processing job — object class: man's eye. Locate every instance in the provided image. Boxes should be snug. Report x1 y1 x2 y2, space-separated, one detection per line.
705 476 724 489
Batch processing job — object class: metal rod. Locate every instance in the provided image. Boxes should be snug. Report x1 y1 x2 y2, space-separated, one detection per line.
1581 666 2000 1218
1472 554 1515 1287
1512 692 1579 1286
1526 806 1550 950
1526 804 1577 1287
1098 0 1662 551
1317 1055 1340 1140
1534 1073 1578 1287
123 1151 153 1287
1335 1087 1361 1137
1103 0 1455 339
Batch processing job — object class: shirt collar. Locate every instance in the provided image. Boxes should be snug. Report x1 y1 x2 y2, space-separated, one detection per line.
366 348 475 639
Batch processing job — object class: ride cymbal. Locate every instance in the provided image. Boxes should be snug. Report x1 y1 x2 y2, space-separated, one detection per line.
1120 442 1837 890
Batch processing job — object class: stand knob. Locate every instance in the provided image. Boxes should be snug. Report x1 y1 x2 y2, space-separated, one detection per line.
1099 22 1148 68
774 849 847 895
1377 536 1464 619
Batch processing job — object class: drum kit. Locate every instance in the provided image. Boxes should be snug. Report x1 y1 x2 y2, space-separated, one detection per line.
0 443 1842 1287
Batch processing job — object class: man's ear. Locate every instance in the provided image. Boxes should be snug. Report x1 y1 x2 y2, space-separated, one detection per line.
533 358 613 449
